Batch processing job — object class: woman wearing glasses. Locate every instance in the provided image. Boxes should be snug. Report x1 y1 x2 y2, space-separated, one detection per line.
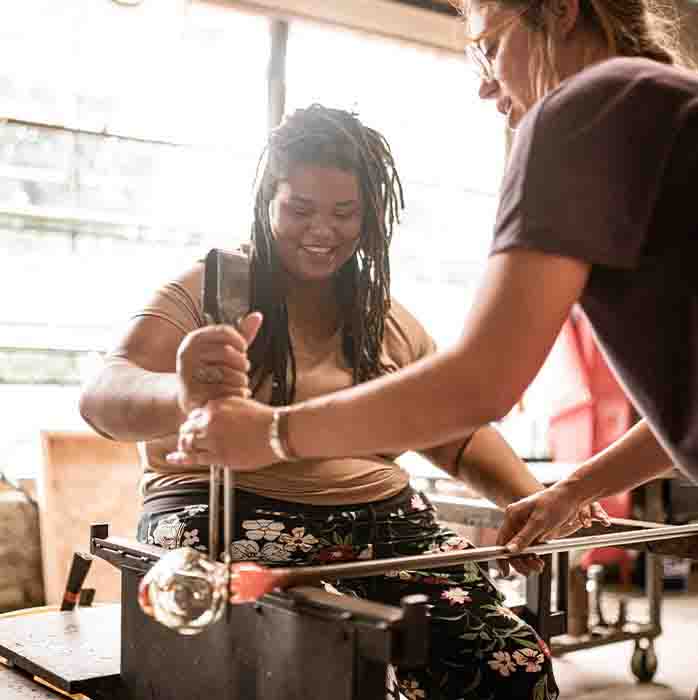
170 0 698 596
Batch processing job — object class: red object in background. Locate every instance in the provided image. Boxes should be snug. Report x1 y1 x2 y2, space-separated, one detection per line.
548 310 638 583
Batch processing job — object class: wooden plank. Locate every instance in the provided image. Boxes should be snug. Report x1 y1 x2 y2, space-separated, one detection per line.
0 662 69 700
212 0 466 53
0 605 120 694
38 432 141 604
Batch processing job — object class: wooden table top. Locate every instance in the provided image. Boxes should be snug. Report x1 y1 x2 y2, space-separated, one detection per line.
0 605 120 695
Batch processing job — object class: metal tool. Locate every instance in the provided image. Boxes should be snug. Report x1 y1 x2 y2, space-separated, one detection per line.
137 249 251 634
202 248 251 615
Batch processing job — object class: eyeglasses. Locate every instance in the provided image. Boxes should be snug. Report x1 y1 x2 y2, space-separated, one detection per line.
464 3 532 83
466 42 496 83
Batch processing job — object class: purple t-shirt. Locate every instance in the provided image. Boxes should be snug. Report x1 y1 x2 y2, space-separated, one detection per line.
491 58 698 481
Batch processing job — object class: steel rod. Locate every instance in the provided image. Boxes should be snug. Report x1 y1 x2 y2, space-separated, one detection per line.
223 467 234 621
224 469 234 561
208 465 222 562
272 522 698 586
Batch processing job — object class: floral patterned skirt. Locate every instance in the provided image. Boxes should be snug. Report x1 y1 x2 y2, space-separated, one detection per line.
138 485 558 700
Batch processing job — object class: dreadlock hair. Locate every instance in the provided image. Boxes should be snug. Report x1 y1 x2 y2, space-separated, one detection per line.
247 104 404 406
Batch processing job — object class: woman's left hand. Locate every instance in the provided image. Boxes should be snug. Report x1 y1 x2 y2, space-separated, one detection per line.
496 485 610 576
166 397 277 470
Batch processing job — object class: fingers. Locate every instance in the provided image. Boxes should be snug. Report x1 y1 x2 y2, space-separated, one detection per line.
578 506 592 528
496 557 511 578
505 516 549 555
166 412 214 466
508 555 545 577
178 327 251 374
496 501 529 576
177 324 255 412
166 450 211 467
238 312 263 345
496 529 512 577
495 513 545 576
195 346 250 373
590 501 611 526
191 325 249 352
193 367 250 396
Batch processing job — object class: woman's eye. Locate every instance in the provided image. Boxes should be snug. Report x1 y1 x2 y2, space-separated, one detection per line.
334 211 355 220
292 208 311 217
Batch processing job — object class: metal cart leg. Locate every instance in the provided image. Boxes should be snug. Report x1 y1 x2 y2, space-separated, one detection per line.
632 479 664 683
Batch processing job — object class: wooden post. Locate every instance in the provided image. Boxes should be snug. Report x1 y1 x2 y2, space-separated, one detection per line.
268 20 289 131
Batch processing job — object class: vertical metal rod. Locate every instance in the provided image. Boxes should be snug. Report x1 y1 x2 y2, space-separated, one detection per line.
224 469 234 561
209 465 222 562
223 468 235 621
644 480 665 629
557 551 569 619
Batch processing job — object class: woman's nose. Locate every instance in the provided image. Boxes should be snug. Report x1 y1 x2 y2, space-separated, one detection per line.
478 77 499 100
309 215 333 236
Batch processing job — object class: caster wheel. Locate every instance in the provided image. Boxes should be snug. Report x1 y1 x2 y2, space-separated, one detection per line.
631 639 657 683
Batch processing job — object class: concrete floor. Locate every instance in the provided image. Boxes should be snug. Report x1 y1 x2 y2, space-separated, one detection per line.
554 588 698 699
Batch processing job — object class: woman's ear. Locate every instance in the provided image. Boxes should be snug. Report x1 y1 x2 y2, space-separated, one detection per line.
548 0 581 39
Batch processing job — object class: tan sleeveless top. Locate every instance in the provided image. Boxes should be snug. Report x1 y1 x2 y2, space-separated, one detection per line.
136 254 436 505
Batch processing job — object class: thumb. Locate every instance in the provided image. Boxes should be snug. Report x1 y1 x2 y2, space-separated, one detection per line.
238 312 263 345
505 519 544 555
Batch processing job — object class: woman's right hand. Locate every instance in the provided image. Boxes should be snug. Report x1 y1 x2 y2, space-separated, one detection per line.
176 312 263 414
166 396 277 470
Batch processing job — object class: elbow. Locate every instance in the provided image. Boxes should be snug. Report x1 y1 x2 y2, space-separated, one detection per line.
78 381 116 440
78 385 97 426
487 392 519 424
446 345 525 426
450 372 520 428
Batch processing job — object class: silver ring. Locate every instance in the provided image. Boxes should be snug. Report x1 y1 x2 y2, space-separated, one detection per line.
184 429 207 453
194 366 224 384
183 432 197 452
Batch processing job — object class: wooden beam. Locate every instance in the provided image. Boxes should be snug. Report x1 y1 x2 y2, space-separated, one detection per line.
209 0 466 53
267 19 288 130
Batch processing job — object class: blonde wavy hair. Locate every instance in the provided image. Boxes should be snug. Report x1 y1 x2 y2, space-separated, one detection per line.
460 0 693 101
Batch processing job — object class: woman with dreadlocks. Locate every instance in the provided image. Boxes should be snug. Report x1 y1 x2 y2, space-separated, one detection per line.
81 104 566 699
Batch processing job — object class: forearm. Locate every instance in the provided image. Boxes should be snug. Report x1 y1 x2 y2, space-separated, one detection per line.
454 426 545 508
560 419 674 505
79 359 185 441
286 346 508 460
284 252 586 464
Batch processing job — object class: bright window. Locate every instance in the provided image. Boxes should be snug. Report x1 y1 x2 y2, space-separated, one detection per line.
285 21 506 347
0 1 270 479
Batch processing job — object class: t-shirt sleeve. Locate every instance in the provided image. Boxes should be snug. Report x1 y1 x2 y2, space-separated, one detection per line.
384 299 437 367
129 264 206 336
491 58 684 269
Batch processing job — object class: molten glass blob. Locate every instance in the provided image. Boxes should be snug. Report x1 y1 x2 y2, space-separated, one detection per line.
138 548 228 635
229 562 283 603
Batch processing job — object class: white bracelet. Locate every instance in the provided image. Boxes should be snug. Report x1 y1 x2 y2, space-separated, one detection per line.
268 408 296 462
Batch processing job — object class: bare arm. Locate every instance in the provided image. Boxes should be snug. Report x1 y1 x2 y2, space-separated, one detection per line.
167 250 591 471
284 250 591 459
79 317 188 441
79 261 257 442
496 419 673 554
560 419 675 505
422 425 544 509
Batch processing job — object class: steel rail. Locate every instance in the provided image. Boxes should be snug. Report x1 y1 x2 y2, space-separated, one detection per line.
272 522 698 585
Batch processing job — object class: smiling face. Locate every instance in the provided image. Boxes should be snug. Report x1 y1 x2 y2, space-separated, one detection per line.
269 163 363 284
